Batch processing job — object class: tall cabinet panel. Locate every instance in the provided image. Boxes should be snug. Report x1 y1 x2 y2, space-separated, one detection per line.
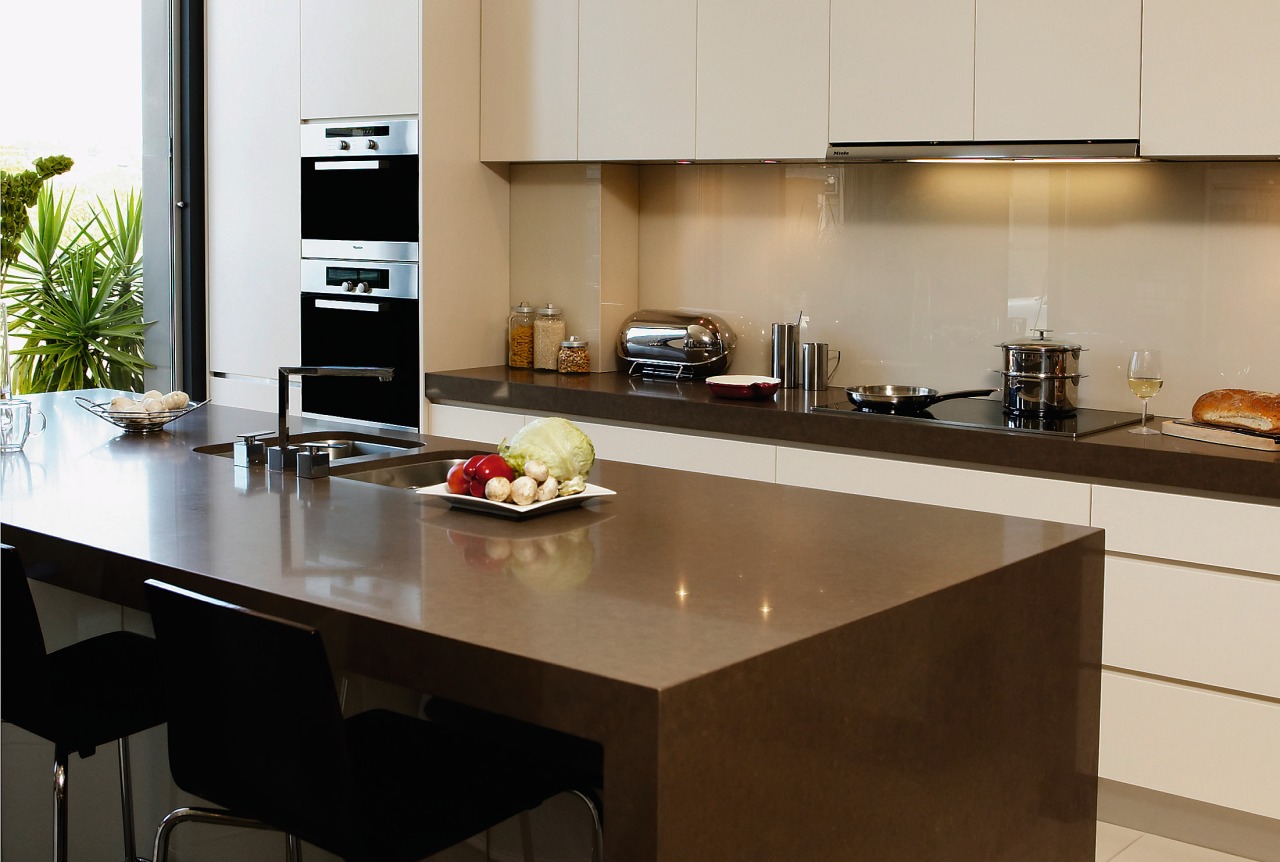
578 0 696 161
206 0 301 406
695 0 828 160
1141 0 1280 158
480 0 578 162
300 0 419 120
975 0 1140 141
828 0 975 144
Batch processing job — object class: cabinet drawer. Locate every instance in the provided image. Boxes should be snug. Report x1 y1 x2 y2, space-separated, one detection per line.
1099 671 1280 819
1103 556 1280 699
776 446 1091 525
1091 485 1280 575
427 404 526 446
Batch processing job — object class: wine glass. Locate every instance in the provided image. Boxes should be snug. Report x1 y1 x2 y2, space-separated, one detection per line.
1127 349 1164 434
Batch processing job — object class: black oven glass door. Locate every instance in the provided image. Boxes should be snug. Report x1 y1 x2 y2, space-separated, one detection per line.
300 294 420 429
301 154 418 245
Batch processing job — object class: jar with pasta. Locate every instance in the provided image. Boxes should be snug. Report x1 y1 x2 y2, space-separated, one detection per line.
557 337 590 374
507 301 535 368
533 304 565 370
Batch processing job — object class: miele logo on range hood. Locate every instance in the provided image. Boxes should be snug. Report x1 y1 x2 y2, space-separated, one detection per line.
825 139 1142 162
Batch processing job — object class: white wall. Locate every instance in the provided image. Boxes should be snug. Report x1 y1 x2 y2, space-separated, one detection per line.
573 161 1280 418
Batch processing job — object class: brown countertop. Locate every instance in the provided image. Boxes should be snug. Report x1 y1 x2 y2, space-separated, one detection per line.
425 366 1280 502
1 390 1102 861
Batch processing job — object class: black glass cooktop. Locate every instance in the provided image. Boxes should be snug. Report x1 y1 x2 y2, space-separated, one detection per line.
811 397 1143 438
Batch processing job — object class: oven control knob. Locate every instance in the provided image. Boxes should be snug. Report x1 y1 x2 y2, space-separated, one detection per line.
341 280 355 293
365 139 378 151
337 140 351 151
356 281 372 294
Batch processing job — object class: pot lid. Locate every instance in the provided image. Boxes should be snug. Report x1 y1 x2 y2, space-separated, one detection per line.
998 328 1082 352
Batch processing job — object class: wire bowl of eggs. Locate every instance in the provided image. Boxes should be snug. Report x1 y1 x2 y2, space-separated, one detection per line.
75 390 205 433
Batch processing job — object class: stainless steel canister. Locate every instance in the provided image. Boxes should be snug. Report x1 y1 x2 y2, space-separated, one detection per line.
771 323 800 389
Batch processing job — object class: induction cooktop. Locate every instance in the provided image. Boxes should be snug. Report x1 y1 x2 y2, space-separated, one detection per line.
810 396 1143 438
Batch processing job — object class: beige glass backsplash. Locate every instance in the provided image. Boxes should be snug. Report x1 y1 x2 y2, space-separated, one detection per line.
634 161 1280 417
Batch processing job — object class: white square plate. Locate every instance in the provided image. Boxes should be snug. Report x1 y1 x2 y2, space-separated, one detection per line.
415 482 616 520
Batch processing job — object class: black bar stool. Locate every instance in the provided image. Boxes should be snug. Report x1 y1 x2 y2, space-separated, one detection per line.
143 579 603 862
1 544 166 862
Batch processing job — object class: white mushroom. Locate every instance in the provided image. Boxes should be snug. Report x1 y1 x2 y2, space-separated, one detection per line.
142 397 166 413
109 395 136 411
510 475 538 506
523 459 549 483
162 390 190 410
484 476 512 503
535 476 558 502
142 389 165 403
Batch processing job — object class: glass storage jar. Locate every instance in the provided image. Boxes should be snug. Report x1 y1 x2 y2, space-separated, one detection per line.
507 301 535 368
533 304 565 370
557 337 590 374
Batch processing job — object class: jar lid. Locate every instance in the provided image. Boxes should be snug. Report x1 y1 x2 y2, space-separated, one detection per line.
511 301 534 313
561 336 587 348
999 329 1081 352
537 304 562 316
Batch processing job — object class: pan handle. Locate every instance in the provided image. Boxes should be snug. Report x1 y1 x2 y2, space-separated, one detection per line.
927 388 997 406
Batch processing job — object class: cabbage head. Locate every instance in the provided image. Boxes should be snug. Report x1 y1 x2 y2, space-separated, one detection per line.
499 417 595 482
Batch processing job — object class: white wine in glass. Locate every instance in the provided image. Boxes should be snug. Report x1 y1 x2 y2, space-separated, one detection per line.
1127 349 1163 434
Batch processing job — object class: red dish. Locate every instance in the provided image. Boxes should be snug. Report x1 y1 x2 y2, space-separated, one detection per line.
705 375 782 400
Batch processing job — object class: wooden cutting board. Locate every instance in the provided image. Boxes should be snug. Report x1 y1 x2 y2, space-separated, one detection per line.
1161 419 1280 452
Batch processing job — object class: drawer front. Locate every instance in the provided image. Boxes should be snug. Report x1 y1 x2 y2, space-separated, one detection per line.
776 446 1091 525
1104 556 1280 699
569 419 776 482
1092 485 1280 575
1100 671 1280 819
427 404 527 446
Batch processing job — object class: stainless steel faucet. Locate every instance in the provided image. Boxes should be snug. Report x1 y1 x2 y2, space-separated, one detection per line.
267 366 394 472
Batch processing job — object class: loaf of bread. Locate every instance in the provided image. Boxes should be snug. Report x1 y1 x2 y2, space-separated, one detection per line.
1191 389 1280 434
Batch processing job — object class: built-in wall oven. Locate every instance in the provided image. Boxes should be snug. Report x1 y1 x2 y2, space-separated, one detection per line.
300 119 420 429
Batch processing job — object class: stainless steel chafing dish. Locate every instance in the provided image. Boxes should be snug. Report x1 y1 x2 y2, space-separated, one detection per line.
616 310 737 378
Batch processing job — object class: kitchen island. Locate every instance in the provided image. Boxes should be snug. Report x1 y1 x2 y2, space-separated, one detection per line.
1 390 1103 861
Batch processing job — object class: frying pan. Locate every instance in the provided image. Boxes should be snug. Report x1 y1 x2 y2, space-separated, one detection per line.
845 385 996 413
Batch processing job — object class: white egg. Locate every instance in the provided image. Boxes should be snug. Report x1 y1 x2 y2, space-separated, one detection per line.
162 390 190 410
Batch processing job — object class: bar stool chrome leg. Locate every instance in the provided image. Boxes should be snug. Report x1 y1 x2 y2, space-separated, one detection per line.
53 748 69 862
153 806 299 862
285 832 303 862
117 736 149 862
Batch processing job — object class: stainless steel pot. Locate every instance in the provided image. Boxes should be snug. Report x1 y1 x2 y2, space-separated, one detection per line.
997 329 1085 376
996 372 1082 416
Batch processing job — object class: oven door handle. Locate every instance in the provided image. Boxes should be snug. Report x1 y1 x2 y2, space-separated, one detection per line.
312 160 381 171
314 298 385 312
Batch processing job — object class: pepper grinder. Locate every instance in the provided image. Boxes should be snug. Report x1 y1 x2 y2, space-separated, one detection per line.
771 323 800 388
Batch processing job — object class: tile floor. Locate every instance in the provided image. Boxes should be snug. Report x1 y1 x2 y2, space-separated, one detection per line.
1096 822 1258 862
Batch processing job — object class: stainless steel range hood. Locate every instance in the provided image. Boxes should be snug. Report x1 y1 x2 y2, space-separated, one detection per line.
826 139 1141 162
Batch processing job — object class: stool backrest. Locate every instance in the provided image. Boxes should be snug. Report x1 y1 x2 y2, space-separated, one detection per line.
144 580 357 850
1 544 52 721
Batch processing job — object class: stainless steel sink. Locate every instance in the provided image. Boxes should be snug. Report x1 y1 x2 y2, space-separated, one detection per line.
193 430 425 462
334 454 470 490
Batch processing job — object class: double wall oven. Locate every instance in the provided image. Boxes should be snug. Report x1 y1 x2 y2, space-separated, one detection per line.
300 119 420 429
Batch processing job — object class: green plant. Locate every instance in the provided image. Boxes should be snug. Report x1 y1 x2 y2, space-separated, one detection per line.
4 185 153 393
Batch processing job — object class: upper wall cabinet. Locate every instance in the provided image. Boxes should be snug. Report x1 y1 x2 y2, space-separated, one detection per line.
830 0 975 144
300 0 419 120
481 0 578 162
695 0 829 160
579 0 696 161
1141 0 1280 158
829 0 1140 145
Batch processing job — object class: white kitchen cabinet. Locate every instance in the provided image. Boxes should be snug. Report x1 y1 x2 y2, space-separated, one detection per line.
428 403 528 445
568 418 776 482
695 0 829 161
300 0 419 120
1100 672 1280 820
480 0 578 162
206 0 302 408
829 0 975 144
829 0 1140 145
775 446 1092 525
1140 0 1280 158
578 0 696 161
974 0 1140 141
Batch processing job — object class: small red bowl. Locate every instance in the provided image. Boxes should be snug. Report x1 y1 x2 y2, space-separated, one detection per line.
705 375 782 400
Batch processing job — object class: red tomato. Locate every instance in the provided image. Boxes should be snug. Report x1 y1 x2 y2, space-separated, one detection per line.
461 454 487 479
475 453 516 484
446 462 468 494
